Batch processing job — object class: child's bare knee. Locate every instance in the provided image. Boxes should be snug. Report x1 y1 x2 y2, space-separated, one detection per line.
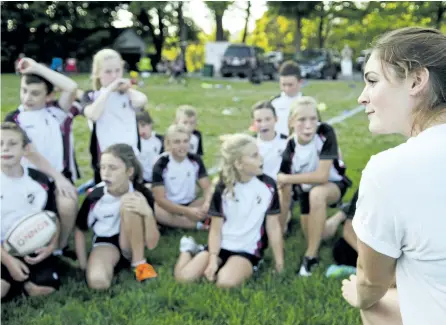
87 270 112 290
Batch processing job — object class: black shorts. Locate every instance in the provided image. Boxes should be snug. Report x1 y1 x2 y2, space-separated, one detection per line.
92 234 131 270
332 237 357 267
1 255 60 296
296 179 350 215
204 247 261 271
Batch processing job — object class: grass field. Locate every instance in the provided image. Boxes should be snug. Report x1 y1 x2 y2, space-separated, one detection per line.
1 74 404 325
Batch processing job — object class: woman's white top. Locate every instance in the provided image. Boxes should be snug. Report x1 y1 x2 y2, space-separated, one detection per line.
353 124 446 325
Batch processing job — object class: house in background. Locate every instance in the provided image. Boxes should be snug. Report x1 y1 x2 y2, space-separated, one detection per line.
113 29 147 71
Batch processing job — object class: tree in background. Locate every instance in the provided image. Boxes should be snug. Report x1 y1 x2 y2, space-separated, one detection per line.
267 1 321 52
205 1 233 41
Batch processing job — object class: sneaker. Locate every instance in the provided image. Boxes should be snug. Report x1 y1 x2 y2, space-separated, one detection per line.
179 236 200 254
134 263 158 282
298 256 320 277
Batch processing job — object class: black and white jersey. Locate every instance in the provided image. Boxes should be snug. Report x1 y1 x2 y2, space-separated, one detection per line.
257 133 288 181
139 132 164 182
1 167 57 241
46 101 83 181
81 90 140 170
271 92 302 136
76 182 154 238
208 175 280 257
280 123 346 192
4 106 65 172
190 129 203 156
152 152 207 204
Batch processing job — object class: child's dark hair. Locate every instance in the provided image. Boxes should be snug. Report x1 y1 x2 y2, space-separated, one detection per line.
22 74 54 94
136 110 153 125
279 61 302 80
102 143 143 184
0 122 31 147
251 100 277 118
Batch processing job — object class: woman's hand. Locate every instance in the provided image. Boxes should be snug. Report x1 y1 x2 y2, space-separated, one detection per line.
342 274 359 308
276 173 291 187
107 78 131 93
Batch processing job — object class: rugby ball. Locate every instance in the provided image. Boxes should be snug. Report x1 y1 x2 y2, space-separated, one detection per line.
3 211 58 257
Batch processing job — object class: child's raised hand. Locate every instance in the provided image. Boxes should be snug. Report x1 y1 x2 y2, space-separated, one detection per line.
107 78 131 93
18 58 38 74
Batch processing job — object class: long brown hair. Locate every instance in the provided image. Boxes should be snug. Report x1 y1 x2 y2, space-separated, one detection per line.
102 143 143 184
370 27 446 133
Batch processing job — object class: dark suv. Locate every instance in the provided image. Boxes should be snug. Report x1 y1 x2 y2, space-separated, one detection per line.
220 44 276 80
295 49 340 79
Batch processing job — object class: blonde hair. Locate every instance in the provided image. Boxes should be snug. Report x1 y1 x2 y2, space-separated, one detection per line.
288 96 320 133
176 105 197 120
219 133 256 197
164 124 190 152
91 49 123 90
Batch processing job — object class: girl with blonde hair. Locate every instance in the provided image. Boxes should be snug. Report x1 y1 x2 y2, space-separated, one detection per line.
278 96 351 277
81 49 148 184
173 133 284 288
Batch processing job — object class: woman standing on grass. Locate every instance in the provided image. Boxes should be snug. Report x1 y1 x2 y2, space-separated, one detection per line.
173 134 284 288
341 27 446 325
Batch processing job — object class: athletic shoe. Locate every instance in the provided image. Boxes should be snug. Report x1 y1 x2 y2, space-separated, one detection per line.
325 264 356 278
298 256 320 277
196 218 210 230
179 236 201 254
134 263 157 282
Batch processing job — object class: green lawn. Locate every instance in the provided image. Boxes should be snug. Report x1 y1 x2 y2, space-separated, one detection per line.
1 74 404 325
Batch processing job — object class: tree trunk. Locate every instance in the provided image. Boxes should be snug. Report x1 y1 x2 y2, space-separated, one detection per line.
435 1 444 30
295 15 302 53
215 13 225 41
178 2 187 71
318 15 325 48
242 1 251 43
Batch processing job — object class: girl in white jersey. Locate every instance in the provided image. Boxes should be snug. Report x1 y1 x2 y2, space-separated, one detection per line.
341 27 446 325
277 96 351 277
251 100 288 181
75 144 159 288
81 49 148 184
173 134 284 288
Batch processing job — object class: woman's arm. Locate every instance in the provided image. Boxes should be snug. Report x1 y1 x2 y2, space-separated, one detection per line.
355 240 397 309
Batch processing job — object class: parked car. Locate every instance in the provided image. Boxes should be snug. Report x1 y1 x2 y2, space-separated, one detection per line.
295 49 340 79
220 44 277 80
355 49 372 72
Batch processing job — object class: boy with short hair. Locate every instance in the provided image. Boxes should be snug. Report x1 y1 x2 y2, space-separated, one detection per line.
271 61 304 136
4 57 79 256
136 110 164 185
175 105 203 156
